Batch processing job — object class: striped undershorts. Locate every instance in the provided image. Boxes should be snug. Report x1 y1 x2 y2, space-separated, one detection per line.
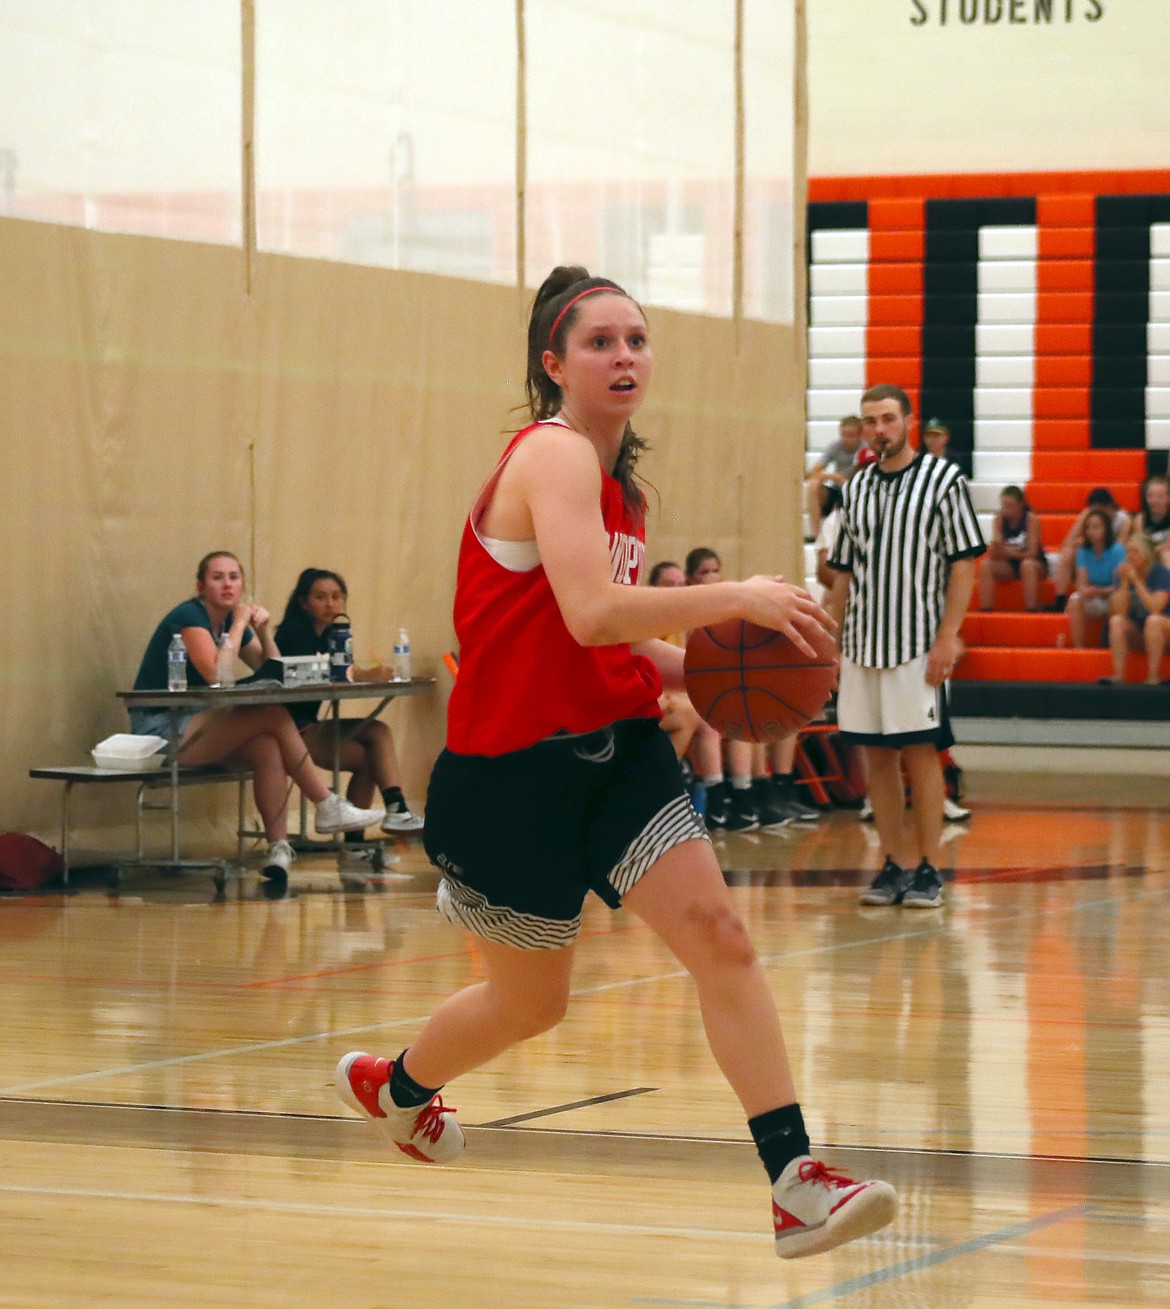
423 718 709 949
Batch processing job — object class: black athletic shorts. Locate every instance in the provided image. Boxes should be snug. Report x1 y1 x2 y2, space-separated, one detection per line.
423 717 709 950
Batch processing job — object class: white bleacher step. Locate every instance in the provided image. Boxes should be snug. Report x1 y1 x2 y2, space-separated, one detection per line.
976 292 1039 324
974 419 1034 450
976 356 1036 387
974 388 1033 420
977 323 1035 355
810 296 867 327
810 229 869 264
978 261 1039 294
807 387 866 420
811 264 867 296
809 356 867 389
973 450 1032 482
809 326 866 358
978 226 1038 260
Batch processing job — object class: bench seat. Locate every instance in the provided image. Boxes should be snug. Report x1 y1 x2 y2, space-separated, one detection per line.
29 764 256 886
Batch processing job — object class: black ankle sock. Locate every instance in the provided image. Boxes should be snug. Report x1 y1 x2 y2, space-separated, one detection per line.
381 786 405 811
344 829 365 845
388 1049 441 1109
749 1103 811 1184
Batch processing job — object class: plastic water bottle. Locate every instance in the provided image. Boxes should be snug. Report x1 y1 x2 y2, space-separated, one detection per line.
328 613 353 683
215 635 236 688
392 628 412 681
167 634 188 692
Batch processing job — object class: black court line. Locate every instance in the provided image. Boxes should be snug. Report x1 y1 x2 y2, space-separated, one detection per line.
480 1086 658 1128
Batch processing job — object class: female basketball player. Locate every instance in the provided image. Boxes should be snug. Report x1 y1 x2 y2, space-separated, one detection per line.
335 267 896 1258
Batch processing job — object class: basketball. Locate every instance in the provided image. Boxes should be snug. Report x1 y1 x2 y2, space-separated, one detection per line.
683 619 837 743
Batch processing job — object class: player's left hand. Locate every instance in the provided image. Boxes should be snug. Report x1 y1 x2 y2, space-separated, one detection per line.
926 632 962 687
249 604 271 631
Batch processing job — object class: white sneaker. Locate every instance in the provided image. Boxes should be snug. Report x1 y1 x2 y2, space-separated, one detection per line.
335 1052 465 1163
858 797 874 821
943 796 971 822
315 792 385 834
381 805 424 833
261 839 294 882
772 1155 897 1259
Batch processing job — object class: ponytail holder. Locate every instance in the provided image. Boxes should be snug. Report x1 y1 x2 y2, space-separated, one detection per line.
547 285 611 348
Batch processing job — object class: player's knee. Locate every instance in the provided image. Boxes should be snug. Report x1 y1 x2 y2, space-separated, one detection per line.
514 985 569 1038
686 902 757 970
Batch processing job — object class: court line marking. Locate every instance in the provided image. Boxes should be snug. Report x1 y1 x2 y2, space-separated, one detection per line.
1 880 1164 1097
632 1204 1090 1309
0 1182 772 1244
481 1087 658 1127
3 1095 1169 1164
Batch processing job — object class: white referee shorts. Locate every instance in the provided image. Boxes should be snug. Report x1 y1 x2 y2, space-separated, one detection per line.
837 653 943 748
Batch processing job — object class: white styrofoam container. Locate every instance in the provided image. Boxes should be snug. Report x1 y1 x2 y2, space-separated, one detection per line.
92 734 167 771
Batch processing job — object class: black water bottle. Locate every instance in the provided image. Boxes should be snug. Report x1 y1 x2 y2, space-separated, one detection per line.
327 613 353 683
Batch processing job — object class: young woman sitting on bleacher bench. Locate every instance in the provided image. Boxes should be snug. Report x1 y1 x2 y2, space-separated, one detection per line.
130 551 384 884
1065 508 1126 648
275 568 423 875
1101 535 1170 686
977 485 1046 613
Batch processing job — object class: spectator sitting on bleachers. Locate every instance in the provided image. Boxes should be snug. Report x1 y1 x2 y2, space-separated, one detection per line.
921 418 958 465
274 567 424 867
647 560 721 784
1134 474 1170 568
1100 535 1170 686
1050 487 1133 613
978 485 1047 612
1065 508 1125 648
805 414 863 539
131 551 384 884
813 482 843 605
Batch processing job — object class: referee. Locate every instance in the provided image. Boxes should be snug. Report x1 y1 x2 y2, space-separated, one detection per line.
827 384 985 908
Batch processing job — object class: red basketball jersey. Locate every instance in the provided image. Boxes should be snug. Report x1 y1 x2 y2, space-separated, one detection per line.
446 422 662 756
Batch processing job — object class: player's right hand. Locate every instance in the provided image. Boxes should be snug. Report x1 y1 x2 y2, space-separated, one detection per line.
737 576 835 659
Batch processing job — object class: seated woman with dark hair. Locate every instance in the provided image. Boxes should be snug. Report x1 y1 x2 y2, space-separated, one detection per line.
274 569 423 860
1066 508 1125 648
978 485 1046 612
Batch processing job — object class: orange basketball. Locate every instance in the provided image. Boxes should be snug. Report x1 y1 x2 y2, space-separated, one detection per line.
683 620 837 743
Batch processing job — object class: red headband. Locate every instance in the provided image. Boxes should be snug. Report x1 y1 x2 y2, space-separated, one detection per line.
547 285 613 347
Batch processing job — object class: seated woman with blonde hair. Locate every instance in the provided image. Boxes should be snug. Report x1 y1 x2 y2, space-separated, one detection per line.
1101 535 1170 685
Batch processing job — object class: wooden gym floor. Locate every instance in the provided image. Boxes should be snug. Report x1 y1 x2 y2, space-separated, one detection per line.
1 771 1167 1308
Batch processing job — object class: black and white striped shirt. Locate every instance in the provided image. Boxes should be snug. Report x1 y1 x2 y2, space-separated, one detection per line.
828 452 985 669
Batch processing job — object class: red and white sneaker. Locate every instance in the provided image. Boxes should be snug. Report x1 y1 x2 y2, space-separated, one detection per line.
335 1051 465 1164
771 1156 897 1258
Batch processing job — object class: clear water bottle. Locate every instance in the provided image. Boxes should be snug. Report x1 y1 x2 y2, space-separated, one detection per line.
328 613 353 683
167 633 188 692
392 627 411 681
215 635 236 688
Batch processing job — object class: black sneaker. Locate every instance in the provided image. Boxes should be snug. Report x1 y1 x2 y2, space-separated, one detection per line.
705 781 731 831
771 776 821 823
902 860 945 909
858 857 912 906
752 779 794 833
726 785 760 833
